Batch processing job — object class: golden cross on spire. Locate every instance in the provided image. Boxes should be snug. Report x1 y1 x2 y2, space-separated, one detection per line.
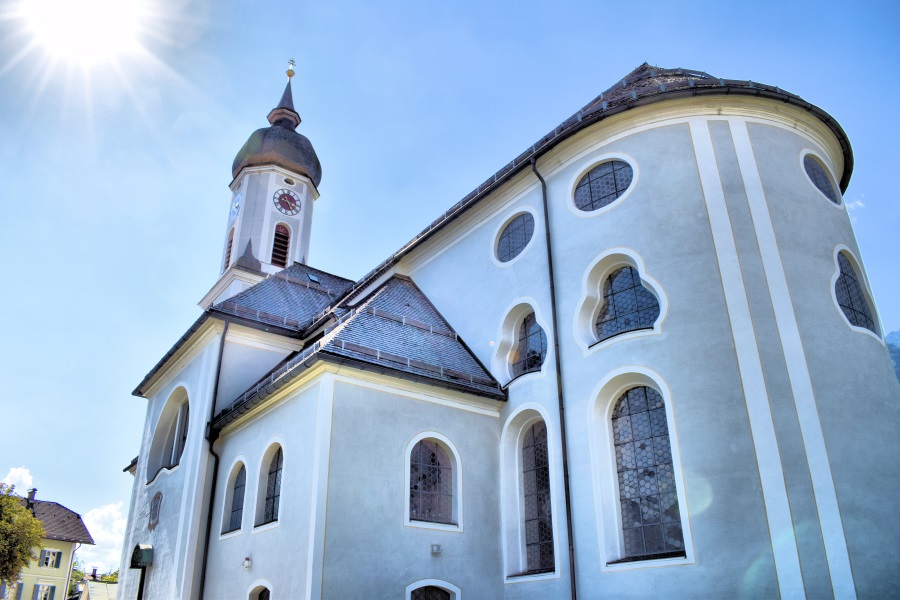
286 58 295 79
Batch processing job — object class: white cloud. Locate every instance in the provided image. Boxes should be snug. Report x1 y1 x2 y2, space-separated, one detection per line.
76 502 127 572
846 200 865 211
2 466 33 490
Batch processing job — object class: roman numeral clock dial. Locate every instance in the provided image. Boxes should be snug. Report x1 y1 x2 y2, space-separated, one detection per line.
273 188 301 215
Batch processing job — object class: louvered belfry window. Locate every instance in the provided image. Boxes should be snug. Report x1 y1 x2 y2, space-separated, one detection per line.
613 386 684 559
409 439 453 524
271 224 290 268
263 448 283 524
596 266 660 342
411 587 450 600
523 420 554 574
226 465 246 533
512 312 547 378
835 253 877 333
803 155 840 204
223 228 235 271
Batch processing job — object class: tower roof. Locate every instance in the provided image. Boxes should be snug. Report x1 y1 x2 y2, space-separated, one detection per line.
232 76 322 187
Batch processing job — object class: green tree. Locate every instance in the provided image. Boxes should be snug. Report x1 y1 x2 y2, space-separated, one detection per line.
68 557 85 596
99 569 118 583
0 483 45 586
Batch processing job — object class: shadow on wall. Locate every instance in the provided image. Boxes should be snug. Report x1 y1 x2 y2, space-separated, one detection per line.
887 330 900 383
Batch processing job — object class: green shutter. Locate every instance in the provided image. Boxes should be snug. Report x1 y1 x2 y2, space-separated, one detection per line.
15 582 23 600
54 552 62 568
0 582 6 597
38 550 46 566
30 584 37 600
47 587 54 600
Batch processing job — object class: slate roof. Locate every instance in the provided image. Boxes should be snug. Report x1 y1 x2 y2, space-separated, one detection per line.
213 275 504 430
25 500 94 544
211 263 354 332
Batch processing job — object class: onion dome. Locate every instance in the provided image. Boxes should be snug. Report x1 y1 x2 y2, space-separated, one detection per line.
232 76 322 187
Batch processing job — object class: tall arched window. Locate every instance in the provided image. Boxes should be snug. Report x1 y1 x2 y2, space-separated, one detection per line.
596 266 660 343
411 587 450 600
612 386 684 560
511 312 547 378
271 224 290 268
835 252 877 334
262 448 283 524
523 420 554 574
147 388 190 482
409 439 453 525
223 228 235 271
225 465 246 533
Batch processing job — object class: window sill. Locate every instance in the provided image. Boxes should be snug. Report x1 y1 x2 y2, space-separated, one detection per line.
503 368 544 389
588 327 654 351
405 519 462 533
219 528 242 540
145 463 180 486
252 520 280 534
505 568 558 584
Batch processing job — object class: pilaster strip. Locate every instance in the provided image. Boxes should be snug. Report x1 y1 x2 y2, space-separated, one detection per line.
689 118 805 598
305 374 336 600
730 118 856 600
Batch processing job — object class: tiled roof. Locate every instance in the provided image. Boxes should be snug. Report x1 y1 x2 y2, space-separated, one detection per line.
211 262 353 331
213 275 504 430
25 500 94 544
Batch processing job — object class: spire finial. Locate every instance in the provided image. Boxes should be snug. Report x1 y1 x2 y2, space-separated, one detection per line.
287 58 295 79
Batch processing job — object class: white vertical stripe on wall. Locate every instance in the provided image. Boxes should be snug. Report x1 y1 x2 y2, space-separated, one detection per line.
689 118 806 599
730 118 857 600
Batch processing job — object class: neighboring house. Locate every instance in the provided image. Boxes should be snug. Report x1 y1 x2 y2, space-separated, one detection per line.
73 569 117 600
119 63 900 599
1 490 94 600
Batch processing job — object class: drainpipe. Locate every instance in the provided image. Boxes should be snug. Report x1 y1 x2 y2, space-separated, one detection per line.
198 320 229 600
532 158 578 599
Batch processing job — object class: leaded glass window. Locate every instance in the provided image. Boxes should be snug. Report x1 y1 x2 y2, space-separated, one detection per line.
574 160 634 211
409 439 453 524
411 587 450 600
263 448 283 524
803 155 840 204
835 253 877 333
596 266 660 342
226 465 246 533
613 387 684 559
497 213 535 262
512 313 547 378
523 420 554 574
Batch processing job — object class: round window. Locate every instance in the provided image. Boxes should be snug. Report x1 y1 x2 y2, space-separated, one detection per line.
574 160 634 211
496 213 534 263
803 155 840 204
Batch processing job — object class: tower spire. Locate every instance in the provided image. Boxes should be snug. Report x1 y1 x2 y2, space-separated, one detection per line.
268 58 301 129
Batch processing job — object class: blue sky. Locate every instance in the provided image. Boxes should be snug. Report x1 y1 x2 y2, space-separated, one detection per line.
0 0 897 570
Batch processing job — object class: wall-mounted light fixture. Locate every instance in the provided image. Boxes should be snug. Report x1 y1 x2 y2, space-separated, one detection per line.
243 557 252 569
431 544 442 555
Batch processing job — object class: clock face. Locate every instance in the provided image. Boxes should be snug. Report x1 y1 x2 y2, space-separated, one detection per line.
229 192 242 220
273 189 301 215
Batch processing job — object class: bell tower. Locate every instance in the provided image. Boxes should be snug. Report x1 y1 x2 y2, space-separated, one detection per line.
201 60 323 308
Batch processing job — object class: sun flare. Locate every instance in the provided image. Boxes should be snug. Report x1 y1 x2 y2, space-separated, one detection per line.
20 0 146 65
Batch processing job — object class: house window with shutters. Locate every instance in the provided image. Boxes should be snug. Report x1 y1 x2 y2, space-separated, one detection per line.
33 584 56 600
39 549 61 568
271 224 290 268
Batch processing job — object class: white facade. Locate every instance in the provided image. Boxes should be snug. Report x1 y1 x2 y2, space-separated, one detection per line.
120 66 900 599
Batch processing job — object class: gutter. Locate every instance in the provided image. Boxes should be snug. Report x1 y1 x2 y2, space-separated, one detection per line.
198 321 229 600
532 159 578 599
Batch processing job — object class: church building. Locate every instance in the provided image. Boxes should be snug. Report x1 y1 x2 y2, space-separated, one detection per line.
119 63 900 599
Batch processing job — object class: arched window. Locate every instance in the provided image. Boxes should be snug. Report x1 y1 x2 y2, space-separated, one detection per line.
262 448 283 524
511 312 547 378
612 386 684 560
496 212 534 263
271 224 290 268
147 388 190 481
409 439 453 525
803 154 840 204
224 465 246 533
223 228 235 271
250 587 270 600
835 252 877 333
596 266 660 343
523 420 554 574
574 159 634 211
411 587 450 600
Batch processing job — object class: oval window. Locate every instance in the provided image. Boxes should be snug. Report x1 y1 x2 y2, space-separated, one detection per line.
574 160 634 212
497 213 535 263
803 155 840 204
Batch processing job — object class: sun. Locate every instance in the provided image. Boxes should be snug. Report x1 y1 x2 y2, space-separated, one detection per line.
19 0 147 65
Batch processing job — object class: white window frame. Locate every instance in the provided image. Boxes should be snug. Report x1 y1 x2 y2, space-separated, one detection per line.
589 367 694 571
829 245 884 343
491 298 551 386
403 432 463 533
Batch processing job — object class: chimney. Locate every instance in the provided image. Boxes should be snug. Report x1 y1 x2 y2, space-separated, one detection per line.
26 488 36 511
91 568 98 580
